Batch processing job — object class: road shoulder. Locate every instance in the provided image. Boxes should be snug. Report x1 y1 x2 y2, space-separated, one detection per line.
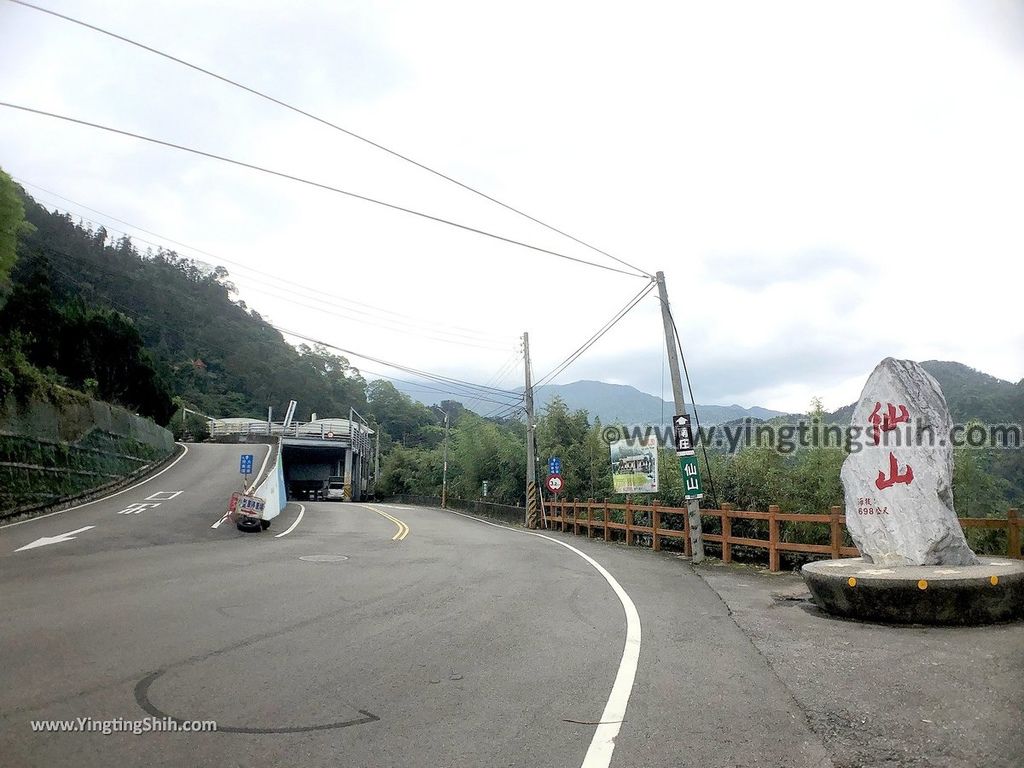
697 561 1024 768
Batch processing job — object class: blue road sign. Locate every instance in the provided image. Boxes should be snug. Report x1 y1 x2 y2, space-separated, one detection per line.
240 454 254 475
548 457 562 475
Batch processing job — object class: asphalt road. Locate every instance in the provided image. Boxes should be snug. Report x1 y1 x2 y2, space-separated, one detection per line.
1 442 833 768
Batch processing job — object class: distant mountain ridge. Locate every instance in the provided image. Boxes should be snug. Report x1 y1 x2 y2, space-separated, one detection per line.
391 378 790 426
392 362 1023 430
534 380 789 426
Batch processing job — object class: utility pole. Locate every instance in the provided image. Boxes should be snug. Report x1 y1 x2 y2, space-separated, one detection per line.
374 431 380 497
432 405 450 509
655 271 705 562
523 332 540 528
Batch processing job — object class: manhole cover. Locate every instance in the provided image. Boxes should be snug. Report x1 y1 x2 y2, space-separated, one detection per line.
299 555 349 563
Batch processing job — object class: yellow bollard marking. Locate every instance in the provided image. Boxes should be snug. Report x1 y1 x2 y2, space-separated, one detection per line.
917 579 928 590
847 577 857 587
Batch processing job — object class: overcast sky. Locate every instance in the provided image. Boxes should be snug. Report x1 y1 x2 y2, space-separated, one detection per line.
2 0 1022 414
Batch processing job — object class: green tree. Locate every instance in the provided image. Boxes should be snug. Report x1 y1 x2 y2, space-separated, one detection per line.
0 168 33 306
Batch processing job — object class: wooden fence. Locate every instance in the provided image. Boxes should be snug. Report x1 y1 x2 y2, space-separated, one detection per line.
543 499 1022 571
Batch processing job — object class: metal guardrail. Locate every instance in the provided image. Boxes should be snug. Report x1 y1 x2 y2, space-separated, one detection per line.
209 420 371 447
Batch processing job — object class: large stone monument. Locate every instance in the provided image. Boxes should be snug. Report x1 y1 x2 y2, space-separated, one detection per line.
840 357 978 566
802 358 1023 625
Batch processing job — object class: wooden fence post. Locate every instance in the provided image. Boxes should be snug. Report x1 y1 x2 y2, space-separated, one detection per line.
1009 508 1020 559
625 497 634 546
587 498 595 538
573 498 579 535
768 504 780 571
721 503 734 564
830 505 843 560
603 499 610 542
652 499 661 551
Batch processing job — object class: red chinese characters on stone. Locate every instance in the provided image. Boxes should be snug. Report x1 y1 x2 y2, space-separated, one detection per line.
868 401 910 445
875 451 914 490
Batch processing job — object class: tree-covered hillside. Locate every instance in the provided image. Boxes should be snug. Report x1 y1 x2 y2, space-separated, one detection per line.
6 179 366 421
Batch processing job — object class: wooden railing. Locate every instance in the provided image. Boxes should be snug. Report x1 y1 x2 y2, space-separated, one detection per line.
543 500 1022 571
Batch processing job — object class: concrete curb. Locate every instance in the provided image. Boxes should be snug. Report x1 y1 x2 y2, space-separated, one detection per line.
802 557 1024 625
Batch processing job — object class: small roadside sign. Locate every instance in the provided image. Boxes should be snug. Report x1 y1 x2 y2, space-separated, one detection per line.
240 454 254 475
546 474 563 494
679 454 704 500
673 414 695 456
548 457 562 475
237 494 266 518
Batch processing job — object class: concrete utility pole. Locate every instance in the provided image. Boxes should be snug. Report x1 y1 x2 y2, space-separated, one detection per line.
433 406 450 509
374 431 380 496
655 271 705 562
523 332 540 528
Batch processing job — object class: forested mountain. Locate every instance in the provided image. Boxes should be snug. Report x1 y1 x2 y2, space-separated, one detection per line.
827 361 1024 426
4 179 366 421
1 172 1018 516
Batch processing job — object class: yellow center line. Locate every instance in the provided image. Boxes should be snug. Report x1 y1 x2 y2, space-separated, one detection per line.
365 505 409 541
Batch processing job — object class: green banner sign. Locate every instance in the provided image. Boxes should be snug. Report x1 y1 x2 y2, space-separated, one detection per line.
679 454 704 500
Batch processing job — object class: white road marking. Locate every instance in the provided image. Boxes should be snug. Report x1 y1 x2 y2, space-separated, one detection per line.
117 502 160 515
0 444 190 530
15 525 96 552
145 491 182 501
446 508 641 768
274 504 305 538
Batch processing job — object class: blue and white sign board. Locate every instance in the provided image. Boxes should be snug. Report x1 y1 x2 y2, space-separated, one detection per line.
548 457 562 475
240 454 254 475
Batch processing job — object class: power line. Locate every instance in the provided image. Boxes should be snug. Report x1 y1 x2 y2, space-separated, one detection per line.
273 325 522 402
21 190 515 351
535 281 656 388
17 177 513 345
7 0 654 279
35 237 524 409
462 347 522 412
358 366 519 409
0 102 648 279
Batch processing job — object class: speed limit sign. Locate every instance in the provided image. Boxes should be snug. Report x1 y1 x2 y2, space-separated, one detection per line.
545 473 563 494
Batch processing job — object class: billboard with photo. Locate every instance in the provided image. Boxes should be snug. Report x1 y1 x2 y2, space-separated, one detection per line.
610 435 659 494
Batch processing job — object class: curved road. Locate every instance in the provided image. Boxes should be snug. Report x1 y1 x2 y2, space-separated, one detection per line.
0 442 831 767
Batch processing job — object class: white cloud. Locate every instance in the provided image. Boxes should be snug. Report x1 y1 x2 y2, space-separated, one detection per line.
1 0 1020 413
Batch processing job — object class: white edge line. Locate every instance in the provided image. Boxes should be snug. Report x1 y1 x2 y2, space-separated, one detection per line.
1 443 191 530
274 503 305 538
246 443 273 495
445 508 641 768
212 443 273 529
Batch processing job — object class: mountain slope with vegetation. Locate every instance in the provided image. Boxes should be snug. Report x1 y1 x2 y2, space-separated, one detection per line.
1 170 1018 526
2 174 366 424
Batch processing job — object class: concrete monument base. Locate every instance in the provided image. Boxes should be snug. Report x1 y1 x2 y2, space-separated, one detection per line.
802 557 1024 625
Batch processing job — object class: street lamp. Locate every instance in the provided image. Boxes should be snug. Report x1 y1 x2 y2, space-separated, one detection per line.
432 405 449 509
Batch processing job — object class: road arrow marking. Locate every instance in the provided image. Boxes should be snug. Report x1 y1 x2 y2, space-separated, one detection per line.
15 526 95 552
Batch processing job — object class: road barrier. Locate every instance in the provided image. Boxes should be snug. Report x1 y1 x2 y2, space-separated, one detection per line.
543 500 1022 570
386 495 1021 571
